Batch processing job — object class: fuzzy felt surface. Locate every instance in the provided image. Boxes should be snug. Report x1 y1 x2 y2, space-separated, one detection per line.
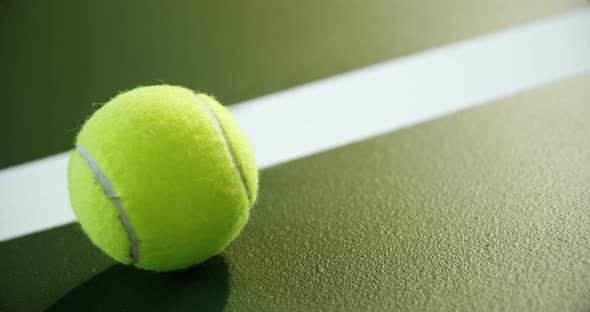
68 85 257 271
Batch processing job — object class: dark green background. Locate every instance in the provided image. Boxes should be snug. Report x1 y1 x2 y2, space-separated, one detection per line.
0 0 584 169
2 74 589 311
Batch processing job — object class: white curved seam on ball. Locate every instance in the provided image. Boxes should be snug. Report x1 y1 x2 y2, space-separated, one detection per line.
196 94 250 200
75 145 140 264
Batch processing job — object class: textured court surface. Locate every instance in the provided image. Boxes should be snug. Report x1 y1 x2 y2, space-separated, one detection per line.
1 1 590 311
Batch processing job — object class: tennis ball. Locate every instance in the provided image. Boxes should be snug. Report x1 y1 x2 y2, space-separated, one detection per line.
67 85 258 272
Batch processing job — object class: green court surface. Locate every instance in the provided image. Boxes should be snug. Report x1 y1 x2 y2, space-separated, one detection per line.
1 1 590 311
3 74 590 311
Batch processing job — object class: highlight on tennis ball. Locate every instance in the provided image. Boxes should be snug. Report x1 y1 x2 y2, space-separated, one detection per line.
67 85 259 272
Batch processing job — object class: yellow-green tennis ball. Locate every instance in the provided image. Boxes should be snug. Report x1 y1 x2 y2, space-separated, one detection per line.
67 85 258 272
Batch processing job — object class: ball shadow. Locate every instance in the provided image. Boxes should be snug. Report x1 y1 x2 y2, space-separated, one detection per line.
47 256 229 311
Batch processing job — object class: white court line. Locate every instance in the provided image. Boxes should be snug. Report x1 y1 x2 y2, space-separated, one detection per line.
1 8 590 241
